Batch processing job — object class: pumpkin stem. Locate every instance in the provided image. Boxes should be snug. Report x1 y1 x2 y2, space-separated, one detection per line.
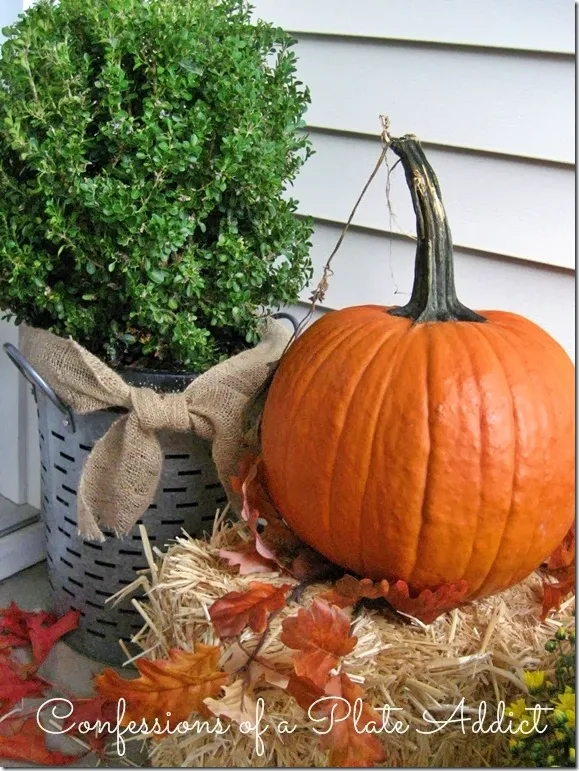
388 135 486 324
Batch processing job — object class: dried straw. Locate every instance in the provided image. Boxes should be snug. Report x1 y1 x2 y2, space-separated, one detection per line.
111 516 574 768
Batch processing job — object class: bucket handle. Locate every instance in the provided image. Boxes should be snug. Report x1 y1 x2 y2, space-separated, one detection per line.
3 342 75 432
271 311 299 335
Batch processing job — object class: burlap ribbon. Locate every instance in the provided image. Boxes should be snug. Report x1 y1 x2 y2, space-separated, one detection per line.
21 320 292 541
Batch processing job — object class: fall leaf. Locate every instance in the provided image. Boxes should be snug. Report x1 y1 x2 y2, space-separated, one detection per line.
544 524 575 571
289 545 341 583
94 645 228 729
27 609 80 668
221 643 290 689
540 525 575 618
0 715 81 766
385 579 469 624
204 679 259 727
0 603 79 669
219 546 276 575
232 454 341 581
320 575 390 609
280 599 357 689
285 672 385 767
318 673 385 768
541 573 575 620
0 603 56 650
0 660 46 711
209 582 292 638
60 697 118 757
286 672 326 711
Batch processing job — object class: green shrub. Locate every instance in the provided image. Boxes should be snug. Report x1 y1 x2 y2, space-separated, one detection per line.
0 0 313 371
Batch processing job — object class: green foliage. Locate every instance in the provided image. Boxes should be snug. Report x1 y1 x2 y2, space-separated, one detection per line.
0 0 313 371
508 624 575 768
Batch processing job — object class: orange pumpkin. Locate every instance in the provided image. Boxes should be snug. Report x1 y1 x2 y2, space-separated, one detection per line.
261 135 575 601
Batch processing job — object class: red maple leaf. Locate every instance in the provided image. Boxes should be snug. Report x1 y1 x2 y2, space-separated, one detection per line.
320 575 391 609
0 659 47 711
0 715 81 766
0 603 57 650
27 609 80 669
209 582 292 638
0 603 79 670
385 579 469 624
59 697 118 757
280 599 357 689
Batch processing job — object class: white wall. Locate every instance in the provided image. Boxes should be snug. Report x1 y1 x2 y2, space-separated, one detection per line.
255 0 576 359
0 1 575 509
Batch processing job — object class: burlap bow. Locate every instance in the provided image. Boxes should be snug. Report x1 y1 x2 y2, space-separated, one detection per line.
21 320 292 541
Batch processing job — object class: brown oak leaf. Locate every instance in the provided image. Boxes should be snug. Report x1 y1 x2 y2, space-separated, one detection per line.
321 575 390 609
280 599 357 689
385 579 469 624
209 582 292 638
94 645 228 728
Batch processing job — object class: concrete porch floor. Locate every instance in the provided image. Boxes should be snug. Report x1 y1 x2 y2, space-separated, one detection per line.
0 561 148 768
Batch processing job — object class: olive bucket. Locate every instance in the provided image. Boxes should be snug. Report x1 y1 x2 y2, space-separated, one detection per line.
3 344 231 665
3 313 297 665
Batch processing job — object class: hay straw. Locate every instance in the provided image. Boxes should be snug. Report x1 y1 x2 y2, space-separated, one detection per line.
122 519 574 768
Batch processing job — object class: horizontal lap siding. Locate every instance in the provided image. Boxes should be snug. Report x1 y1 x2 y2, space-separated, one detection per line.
290 223 575 359
293 131 575 269
258 3 575 359
286 37 574 164
252 0 574 54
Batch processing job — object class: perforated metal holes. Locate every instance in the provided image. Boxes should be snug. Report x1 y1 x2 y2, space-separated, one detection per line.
37 392 226 666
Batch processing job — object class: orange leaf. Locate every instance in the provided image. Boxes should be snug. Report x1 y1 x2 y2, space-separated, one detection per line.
321 575 390 609
385 579 469 624
319 673 385 768
209 582 292 638
280 599 357 689
0 715 81 765
286 672 326 712
541 571 575 619
94 645 228 728
219 546 276 576
544 524 575 572
286 672 385 767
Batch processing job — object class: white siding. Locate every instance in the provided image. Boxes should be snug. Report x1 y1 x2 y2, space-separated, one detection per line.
255 2 575 359
294 132 575 269
253 0 574 54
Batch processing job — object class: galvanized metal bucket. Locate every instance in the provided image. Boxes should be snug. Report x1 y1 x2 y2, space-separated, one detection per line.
3 350 226 665
3 313 297 665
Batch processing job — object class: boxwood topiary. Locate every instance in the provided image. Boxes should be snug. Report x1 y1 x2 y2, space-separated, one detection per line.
0 0 313 372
